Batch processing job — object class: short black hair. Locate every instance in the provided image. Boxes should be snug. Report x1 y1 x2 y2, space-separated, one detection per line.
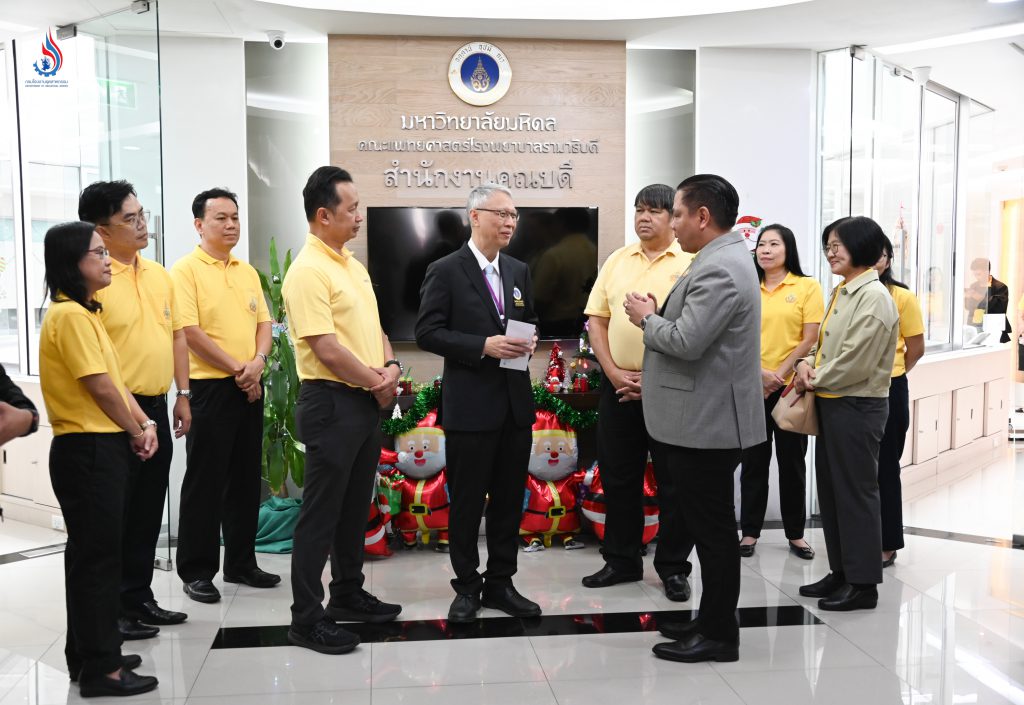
821 216 885 268
44 221 102 312
79 180 136 224
754 224 807 281
634 184 674 212
303 166 353 221
192 188 238 219
676 174 739 231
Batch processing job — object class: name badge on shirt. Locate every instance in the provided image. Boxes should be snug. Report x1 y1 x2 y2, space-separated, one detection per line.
513 286 525 308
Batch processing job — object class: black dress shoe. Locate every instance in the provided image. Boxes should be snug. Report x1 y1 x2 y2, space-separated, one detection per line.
223 567 281 588
326 589 402 623
78 669 158 698
447 593 481 624
739 542 756 558
789 542 815 560
70 655 142 682
581 564 642 588
652 633 739 663
481 585 542 618
662 573 691 602
125 600 188 626
799 572 845 598
183 579 221 603
117 617 159 641
658 618 700 641
882 551 897 568
818 584 878 611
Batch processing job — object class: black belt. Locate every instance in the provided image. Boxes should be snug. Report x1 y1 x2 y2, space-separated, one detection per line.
302 379 373 398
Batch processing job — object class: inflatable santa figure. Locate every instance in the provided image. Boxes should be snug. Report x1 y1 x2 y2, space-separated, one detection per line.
734 215 763 252
581 460 660 546
520 409 586 551
386 410 450 551
363 470 401 557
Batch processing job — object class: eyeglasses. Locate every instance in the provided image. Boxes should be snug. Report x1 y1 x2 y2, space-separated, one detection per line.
107 209 150 230
822 242 844 255
88 246 110 258
476 208 519 222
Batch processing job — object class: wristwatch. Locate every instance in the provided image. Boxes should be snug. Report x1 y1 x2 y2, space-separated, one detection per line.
639 314 652 331
256 353 269 364
176 389 192 400
140 419 157 431
384 359 404 374
21 409 39 437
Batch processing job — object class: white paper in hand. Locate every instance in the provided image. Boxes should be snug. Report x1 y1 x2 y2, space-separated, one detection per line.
499 319 536 371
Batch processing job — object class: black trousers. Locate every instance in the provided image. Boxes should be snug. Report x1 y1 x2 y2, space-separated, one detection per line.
50 432 130 678
290 381 381 626
176 377 262 582
649 440 742 642
739 388 809 540
597 380 693 578
878 375 909 552
445 407 531 595
815 396 888 585
121 393 173 609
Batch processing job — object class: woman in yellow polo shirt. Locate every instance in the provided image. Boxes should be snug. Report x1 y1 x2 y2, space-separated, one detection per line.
793 216 898 612
875 236 924 568
739 224 823 560
39 222 159 698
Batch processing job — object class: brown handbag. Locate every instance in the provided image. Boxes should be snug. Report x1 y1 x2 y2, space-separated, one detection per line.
771 381 818 436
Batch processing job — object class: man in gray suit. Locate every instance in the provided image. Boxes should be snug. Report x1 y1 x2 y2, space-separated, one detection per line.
624 174 765 663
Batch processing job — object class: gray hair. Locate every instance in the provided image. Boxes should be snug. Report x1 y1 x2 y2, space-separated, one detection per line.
467 183 513 213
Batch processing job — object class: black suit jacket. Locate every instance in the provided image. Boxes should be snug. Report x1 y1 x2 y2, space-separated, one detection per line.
974 277 1011 343
415 244 537 432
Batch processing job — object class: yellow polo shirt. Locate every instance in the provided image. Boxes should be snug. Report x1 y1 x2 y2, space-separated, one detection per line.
888 285 925 378
95 256 180 395
759 273 824 378
171 246 271 380
584 241 692 372
282 234 385 386
40 299 129 435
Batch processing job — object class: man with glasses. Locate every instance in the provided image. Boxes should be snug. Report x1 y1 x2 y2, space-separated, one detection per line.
416 183 540 624
79 180 191 638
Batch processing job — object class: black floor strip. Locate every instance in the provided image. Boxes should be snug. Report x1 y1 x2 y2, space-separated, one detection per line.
0 542 66 566
903 526 1024 549
210 605 820 649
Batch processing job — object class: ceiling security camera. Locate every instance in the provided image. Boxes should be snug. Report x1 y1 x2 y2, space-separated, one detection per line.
267 30 285 51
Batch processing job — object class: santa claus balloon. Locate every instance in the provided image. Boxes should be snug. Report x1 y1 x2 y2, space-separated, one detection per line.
581 460 660 547
734 215 763 252
385 410 450 551
520 409 586 551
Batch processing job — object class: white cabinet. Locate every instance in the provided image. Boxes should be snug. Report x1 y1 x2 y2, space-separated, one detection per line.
984 379 1008 437
936 392 953 453
0 436 36 500
914 395 939 465
952 384 985 449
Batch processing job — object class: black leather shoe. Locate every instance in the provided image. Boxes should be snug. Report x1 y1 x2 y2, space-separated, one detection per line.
326 589 402 623
739 542 756 557
652 633 739 663
662 574 691 602
799 572 845 598
481 585 541 618
447 593 481 624
882 551 897 568
658 618 700 641
117 617 159 641
183 579 221 603
789 542 815 560
581 564 642 588
70 655 142 682
125 600 188 626
287 617 360 654
78 669 158 698
818 584 878 611
223 567 281 588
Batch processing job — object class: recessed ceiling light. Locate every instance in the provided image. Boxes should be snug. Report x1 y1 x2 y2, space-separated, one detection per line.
988 0 1020 4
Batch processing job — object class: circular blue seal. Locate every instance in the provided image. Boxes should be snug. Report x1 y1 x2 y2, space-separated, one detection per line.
449 43 511 106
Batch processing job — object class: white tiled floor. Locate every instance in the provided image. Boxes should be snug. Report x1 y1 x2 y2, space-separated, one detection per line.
1 449 1023 704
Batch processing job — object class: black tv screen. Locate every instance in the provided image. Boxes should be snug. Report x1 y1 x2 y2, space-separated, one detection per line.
367 206 599 342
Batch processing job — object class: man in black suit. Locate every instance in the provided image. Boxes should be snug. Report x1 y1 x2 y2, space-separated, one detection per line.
416 183 541 623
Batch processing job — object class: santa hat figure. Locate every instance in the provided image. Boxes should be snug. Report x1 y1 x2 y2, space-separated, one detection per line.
528 409 578 481
734 215 763 252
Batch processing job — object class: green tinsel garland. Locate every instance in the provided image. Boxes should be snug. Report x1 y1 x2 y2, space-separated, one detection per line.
381 380 599 435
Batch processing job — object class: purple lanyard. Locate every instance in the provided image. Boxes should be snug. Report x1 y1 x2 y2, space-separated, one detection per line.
483 268 504 317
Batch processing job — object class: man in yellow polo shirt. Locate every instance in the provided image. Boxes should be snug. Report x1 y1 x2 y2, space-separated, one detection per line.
171 187 277 604
282 166 402 654
580 184 695 601
79 180 191 638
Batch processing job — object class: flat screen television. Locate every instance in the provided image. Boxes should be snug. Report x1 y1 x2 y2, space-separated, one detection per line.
367 206 599 342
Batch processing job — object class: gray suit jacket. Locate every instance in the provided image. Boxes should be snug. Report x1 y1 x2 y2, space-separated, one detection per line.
641 231 766 450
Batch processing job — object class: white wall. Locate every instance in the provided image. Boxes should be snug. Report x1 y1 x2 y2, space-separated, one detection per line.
159 36 249 534
696 47 817 270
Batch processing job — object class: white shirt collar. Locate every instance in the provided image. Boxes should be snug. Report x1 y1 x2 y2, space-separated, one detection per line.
468 238 500 275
